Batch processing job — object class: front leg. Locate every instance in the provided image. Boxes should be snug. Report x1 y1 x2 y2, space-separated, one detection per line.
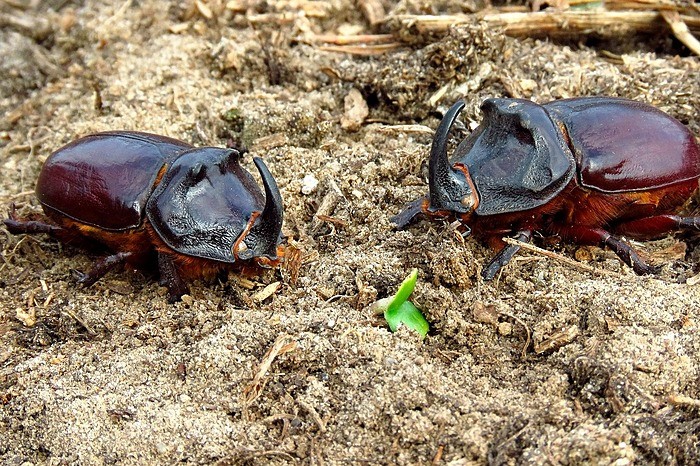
391 197 428 230
482 230 532 280
157 253 189 303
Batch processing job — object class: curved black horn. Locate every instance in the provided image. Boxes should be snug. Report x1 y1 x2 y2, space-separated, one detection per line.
240 157 284 260
428 100 473 213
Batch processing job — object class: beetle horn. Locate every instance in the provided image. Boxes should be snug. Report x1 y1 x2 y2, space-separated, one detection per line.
240 157 284 260
428 100 476 214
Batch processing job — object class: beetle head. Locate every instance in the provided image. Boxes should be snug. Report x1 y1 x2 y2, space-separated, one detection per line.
452 98 575 216
428 100 479 215
147 148 283 264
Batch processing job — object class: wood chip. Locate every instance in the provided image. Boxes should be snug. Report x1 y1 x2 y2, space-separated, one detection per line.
252 281 281 303
472 301 499 326
251 133 289 151
195 0 214 19
668 394 700 409
686 273 700 286
534 325 580 354
358 0 386 26
281 243 302 286
169 22 190 34
310 178 346 235
15 307 36 327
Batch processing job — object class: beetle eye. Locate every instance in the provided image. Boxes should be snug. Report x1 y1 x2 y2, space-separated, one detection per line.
460 195 474 211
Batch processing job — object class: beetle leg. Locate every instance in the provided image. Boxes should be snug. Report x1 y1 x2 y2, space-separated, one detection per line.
157 253 189 303
4 218 63 236
391 197 429 230
75 251 133 287
603 235 657 275
561 226 656 275
482 230 532 280
613 214 700 238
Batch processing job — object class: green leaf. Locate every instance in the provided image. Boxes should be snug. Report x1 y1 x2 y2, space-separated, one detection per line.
385 301 430 339
379 269 429 339
387 268 418 313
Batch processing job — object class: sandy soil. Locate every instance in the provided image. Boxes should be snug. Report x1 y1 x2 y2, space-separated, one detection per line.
1 1 700 464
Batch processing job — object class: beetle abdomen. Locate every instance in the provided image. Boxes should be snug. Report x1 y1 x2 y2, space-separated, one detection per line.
37 132 192 231
546 98 700 193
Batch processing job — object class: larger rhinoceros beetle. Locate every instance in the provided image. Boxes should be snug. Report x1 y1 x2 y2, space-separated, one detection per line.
4 131 284 302
394 97 700 279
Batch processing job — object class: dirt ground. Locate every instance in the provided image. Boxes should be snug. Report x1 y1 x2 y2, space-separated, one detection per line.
1 0 700 464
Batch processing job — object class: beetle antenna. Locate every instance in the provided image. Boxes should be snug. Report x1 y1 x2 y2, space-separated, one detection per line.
248 157 284 259
428 100 474 213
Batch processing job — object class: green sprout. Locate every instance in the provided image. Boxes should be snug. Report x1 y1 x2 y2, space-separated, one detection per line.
371 269 429 339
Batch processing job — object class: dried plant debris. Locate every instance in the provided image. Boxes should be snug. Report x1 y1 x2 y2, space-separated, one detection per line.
1 0 700 464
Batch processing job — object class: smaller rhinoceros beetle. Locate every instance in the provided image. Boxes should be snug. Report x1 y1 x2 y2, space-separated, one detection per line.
4 131 284 302
394 97 700 279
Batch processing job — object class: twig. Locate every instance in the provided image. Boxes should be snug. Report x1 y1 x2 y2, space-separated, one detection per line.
318 43 403 55
384 11 700 38
668 394 700 410
661 10 700 55
0 11 51 40
371 124 434 135
502 236 626 278
498 311 532 359
297 399 327 433
308 33 395 45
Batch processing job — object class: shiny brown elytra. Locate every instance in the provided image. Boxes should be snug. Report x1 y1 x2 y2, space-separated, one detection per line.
394 97 700 278
4 131 284 302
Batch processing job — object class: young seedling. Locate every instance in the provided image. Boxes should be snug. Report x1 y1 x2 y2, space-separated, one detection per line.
371 269 429 339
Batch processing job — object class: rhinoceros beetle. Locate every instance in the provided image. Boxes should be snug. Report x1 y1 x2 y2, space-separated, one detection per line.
4 131 284 302
393 97 700 279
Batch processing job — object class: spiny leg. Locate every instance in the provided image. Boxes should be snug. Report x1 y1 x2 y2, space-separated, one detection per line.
157 253 188 303
561 225 655 275
603 235 656 275
391 197 428 230
75 251 133 286
4 218 63 236
482 230 532 280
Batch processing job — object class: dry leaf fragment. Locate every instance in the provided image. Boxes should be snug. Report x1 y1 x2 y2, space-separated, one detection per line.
534 325 580 354
252 281 281 302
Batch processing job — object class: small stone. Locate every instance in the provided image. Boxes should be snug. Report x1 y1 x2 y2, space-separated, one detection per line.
301 174 319 195
498 322 513 336
340 88 369 132
180 294 194 306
